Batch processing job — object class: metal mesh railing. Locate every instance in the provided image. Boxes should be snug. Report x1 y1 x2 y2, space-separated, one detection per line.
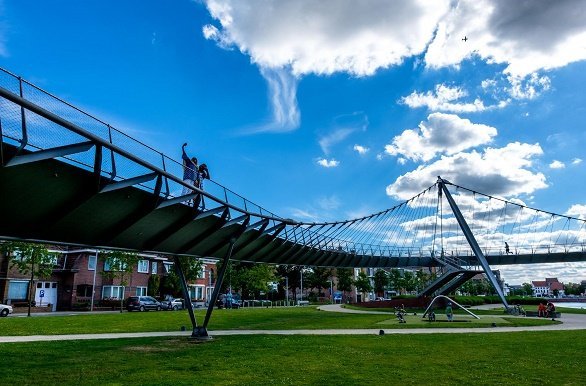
0 67 283 221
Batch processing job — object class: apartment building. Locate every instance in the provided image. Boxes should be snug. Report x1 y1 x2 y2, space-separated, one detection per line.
0 246 217 311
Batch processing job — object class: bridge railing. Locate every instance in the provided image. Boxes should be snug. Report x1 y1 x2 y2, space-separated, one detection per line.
0 67 282 223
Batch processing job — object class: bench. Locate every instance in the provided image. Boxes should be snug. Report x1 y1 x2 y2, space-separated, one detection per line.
297 300 310 306
525 311 561 318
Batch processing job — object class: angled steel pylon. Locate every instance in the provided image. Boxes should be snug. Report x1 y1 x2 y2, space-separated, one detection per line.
437 177 509 309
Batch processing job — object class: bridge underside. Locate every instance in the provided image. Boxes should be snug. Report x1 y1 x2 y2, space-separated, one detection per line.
1 143 585 268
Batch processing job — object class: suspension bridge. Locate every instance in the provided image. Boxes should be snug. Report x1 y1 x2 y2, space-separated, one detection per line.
1 68 585 338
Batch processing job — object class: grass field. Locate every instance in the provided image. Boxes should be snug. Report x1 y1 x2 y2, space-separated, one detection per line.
0 306 558 336
1 331 584 385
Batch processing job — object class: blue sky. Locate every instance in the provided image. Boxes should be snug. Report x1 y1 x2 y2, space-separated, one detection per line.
1 0 586 283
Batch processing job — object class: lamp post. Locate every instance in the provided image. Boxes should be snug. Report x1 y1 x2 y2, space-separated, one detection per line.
330 279 334 304
300 266 303 304
282 276 289 306
90 250 98 312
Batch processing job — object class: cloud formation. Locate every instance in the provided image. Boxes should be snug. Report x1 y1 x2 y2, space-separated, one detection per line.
203 0 450 76
204 0 586 78
316 158 339 168
549 160 565 169
353 144 369 155
319 128 354 155
400 84 504 112
202 1 586 133
384 113 497 162
386 142 547 200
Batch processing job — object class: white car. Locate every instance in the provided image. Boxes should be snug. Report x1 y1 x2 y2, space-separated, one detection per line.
0 303 13 317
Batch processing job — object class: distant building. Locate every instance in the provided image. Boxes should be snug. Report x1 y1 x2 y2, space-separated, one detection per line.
531 277 564 298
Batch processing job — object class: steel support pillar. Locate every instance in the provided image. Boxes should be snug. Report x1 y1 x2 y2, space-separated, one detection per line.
438 177 509 309
173 255 204 338
200 238 238 336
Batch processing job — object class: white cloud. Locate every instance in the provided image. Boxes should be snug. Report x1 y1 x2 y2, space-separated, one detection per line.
202 1 586 133
247 67 300 133
353 144 369 155
549 160 565 169
203 0 451 77
384 113 497 162
319 128 354 155
566 204 586 220
507 73 551 100
317 195 341 211
204 1 586 78
317 158 339 168
400 84 502 112
425 0 586 77
572 158 582 165
386 142 547 200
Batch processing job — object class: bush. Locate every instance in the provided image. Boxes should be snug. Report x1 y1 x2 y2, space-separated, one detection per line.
99 298 122 309
72 302 90 311
453 296 485 306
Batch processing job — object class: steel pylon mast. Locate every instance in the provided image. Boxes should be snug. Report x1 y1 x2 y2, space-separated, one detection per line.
437 177 509 309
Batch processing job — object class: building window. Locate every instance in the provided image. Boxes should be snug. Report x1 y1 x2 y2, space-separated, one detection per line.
164 263 173 273
189 285 205 300
151 261 158 275
103 258 127 272
88 254 97 271
102 286 125 299
138 260 149 273
136 286 147 296
76 284 93 297
199 266 205 279
8 281 29 300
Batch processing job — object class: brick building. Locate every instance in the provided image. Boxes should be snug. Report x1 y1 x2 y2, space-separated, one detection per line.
0 245 217 311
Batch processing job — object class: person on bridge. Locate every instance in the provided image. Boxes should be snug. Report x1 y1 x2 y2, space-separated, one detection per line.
181 143 199 200
197 163 210 190
505 242 512 254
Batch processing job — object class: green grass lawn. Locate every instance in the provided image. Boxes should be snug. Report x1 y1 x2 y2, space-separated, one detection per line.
0 306 558 336
0 331 584 385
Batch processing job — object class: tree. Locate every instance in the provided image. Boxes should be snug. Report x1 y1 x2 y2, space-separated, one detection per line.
162 256 204 300
275 265 299 301
0 242 57 317
402 271 417 294
228 262 276 299
354 271 373 301
415 270 430 292
147 275 160 297
522 282 533 297
306 266 332 297
373 269 388 297
388 269 402 294
336 268 353 302
100 250 139 312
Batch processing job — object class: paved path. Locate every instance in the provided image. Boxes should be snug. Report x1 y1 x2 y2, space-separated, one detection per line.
1 304 584 343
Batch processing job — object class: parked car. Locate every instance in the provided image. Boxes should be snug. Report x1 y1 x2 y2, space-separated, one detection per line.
222 294 241 309
126 296 161 312
0 303 13 317
161 298 183 311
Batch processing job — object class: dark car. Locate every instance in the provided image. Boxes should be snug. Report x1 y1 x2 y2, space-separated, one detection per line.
126 296 161 312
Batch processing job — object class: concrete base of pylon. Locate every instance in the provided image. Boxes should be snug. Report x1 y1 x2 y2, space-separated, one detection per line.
190 326 213 342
